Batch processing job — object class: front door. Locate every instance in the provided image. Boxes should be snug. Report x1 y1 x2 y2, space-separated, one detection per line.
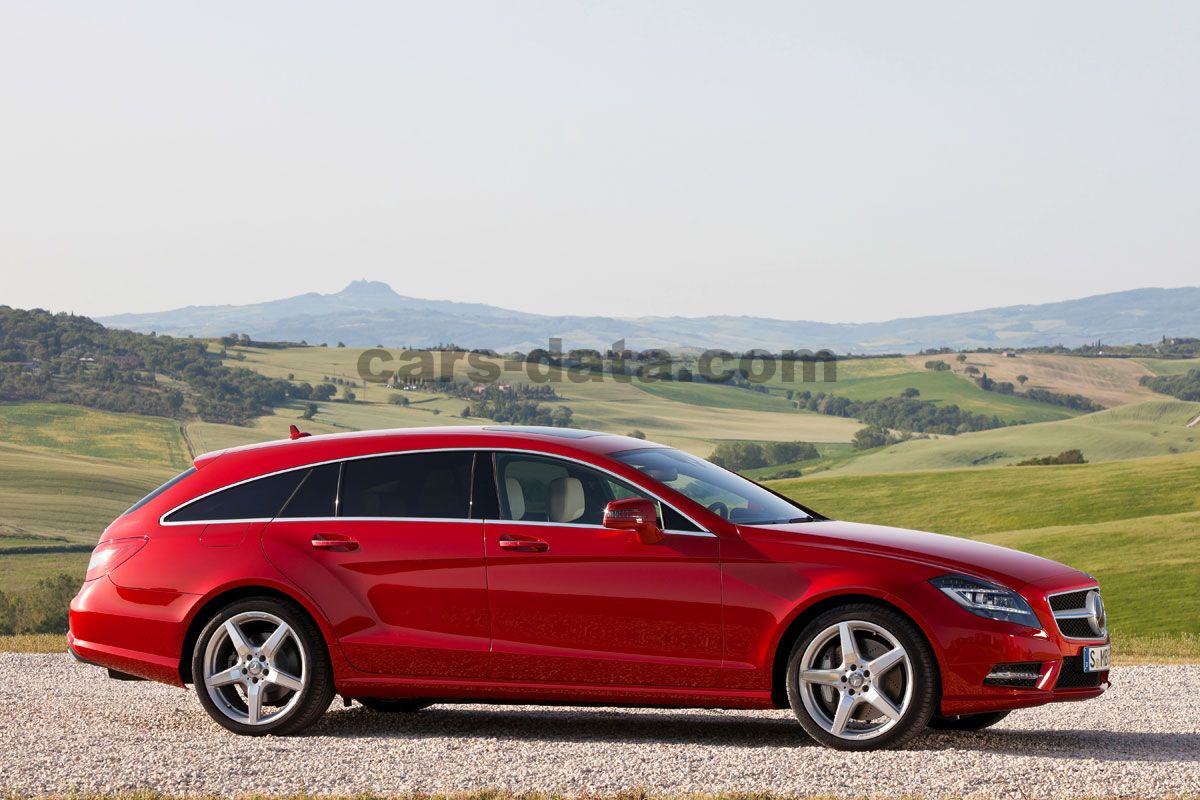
484 452 723 688
262 451 490 678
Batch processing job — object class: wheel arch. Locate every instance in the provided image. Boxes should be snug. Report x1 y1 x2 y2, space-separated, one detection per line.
177 581 335 685
768 592 943 708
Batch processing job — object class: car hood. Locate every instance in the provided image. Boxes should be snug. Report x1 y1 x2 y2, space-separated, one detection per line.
746 519 1079 589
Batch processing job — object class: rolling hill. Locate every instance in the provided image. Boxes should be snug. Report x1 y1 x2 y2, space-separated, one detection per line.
99 281 1200 353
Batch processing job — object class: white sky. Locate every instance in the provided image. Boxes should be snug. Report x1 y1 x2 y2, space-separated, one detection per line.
2 1 1198 322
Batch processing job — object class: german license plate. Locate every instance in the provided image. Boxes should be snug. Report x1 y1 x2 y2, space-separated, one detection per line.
1082 644 1110 672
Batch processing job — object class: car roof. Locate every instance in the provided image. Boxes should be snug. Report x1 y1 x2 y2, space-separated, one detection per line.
192 425 661 475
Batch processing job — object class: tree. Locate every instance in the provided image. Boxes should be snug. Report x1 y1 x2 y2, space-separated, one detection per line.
1016 374 1029 386
956 354 967 363
302 403 318 420
852 425 890 450
963 365 981 376
342 387 356 402
901 387 920 398
627 429 646 439
312 383 337 401
924 360 951 371
336 341 346 348
388 394 410 406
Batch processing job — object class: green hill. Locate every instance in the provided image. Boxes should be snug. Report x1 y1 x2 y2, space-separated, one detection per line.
825 399 1200 474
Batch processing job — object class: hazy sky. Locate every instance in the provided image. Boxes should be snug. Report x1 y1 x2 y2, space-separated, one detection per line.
2 1 1198 322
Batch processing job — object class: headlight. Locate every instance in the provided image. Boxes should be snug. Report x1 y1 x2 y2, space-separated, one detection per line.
930 574 1040 629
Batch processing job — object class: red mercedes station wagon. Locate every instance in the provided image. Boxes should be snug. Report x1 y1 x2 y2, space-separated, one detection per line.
69 425 1110 750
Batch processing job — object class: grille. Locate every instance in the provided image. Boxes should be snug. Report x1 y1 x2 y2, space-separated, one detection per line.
1049 590 1089 612
1055 655 1104 689
983 661 1043 688
1048 586 1106 640
1057 618 1097 638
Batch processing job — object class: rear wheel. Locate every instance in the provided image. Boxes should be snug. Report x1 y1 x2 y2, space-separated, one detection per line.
929 710 1011 731
191 597 334 736
358 698 434 713
786 604 937 750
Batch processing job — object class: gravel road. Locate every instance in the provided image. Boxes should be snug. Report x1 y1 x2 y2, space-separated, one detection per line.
2 653 1197 798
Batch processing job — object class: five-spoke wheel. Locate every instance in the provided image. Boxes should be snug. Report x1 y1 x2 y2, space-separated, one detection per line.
787 604 936 750
191 598 333 735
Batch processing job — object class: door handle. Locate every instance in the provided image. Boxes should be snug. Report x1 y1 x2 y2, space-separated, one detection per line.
498 534 549 553
311 533 359 552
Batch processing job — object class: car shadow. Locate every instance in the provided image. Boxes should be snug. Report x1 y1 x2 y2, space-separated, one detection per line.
919 727 1200 763
313 705 812 747
311 706 1200 762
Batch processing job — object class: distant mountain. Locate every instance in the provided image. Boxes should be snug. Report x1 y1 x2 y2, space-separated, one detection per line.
98 281 1200 354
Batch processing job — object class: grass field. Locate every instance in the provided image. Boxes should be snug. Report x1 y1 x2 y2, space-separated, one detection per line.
772 449 1200 636
0 440 175 592
0 402 190 469
1134 356 1200 376
910 353 1159 408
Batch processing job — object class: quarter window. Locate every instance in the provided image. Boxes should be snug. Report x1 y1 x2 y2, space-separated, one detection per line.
340 452 473 519
165 470 307 523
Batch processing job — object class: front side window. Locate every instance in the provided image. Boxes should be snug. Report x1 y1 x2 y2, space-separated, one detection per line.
494 453 699 531
340 451 473 519
612 447 812 525
165 469 307 523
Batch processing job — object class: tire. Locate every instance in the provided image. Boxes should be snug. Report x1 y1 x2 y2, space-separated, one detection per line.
785 603 937 751
191 597 334 736
358 698 435 713
928 710 1011 731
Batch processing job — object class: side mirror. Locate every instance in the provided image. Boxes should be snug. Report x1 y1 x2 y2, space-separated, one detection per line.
602 498 665 545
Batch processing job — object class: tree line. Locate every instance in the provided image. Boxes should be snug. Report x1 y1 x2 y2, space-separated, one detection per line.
0 307 301 425
1141 369 1200 402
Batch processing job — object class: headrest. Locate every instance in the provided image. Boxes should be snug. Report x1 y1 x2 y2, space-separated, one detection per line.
549 476 585 523
505 477 526 520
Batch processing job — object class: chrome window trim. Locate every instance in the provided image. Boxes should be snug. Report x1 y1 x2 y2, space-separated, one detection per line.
1046 585 1107 641
159 446 712 534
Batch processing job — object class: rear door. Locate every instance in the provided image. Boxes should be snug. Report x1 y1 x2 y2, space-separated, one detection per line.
261 451 490 678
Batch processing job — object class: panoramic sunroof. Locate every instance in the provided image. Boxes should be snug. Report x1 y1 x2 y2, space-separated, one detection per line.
481 426 603 439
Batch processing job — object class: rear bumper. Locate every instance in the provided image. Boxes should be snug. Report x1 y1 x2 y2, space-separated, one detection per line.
68 575 198 687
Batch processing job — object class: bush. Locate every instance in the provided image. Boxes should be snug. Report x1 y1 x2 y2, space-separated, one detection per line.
0 573 77 634
1016 449 1087 466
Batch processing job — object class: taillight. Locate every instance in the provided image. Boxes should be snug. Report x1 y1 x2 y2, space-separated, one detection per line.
85 537 147 582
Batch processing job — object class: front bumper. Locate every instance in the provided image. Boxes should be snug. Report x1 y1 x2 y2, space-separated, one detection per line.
909 577 1111 716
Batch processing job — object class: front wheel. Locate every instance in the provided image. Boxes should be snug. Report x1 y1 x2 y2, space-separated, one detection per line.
929 710 1011 731
786 604 937 750
191 597 334 736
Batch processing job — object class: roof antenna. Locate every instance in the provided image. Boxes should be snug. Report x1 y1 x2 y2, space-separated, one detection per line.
288 424 312 440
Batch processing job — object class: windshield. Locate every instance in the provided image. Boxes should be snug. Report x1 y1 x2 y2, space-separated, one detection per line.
612 448 812 525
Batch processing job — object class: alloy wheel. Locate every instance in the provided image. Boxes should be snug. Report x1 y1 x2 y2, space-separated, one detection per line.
202 610 308 727
796 619 913 741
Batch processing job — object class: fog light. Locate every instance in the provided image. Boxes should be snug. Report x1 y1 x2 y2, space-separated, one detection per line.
984 662 1044 688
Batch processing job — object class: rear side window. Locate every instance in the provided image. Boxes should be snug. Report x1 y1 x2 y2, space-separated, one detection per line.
341 452 473 519
165 470 308 523
123 467 196 516
279 463 341 518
